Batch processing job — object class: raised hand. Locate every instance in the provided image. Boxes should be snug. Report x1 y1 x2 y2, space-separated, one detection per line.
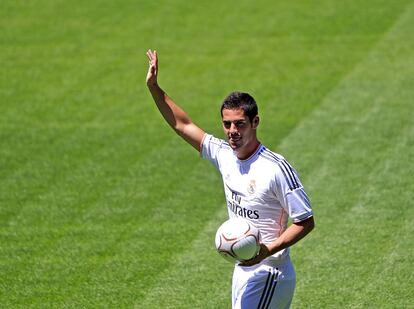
146 49 158 86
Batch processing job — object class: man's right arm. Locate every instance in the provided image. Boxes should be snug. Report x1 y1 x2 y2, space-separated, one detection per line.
146 49 205 151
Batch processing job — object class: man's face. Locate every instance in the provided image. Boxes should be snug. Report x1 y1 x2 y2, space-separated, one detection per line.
222 108 258 151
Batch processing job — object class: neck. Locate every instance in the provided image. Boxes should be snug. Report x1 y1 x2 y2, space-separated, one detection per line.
236 140 260 160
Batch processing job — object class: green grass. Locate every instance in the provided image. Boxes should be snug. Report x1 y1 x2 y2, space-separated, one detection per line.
1 0 413 308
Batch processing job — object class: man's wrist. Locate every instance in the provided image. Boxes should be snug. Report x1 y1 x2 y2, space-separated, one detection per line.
147 82 159 89
260 243 272 259
264 241 283 257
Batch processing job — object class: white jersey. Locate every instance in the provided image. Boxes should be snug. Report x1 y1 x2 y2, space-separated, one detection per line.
201 134 313 262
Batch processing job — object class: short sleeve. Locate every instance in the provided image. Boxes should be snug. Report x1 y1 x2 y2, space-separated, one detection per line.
274 159 313 223
285 188 313 222
201 134 225 170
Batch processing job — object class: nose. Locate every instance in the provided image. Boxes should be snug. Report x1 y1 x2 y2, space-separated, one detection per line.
229 123 238 134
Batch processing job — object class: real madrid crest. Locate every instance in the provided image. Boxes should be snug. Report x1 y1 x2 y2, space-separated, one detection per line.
247 179 256 194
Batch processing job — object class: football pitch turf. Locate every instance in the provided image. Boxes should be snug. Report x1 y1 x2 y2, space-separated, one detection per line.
1 1 413 308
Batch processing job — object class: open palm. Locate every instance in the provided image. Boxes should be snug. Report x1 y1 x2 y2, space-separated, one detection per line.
146 49 158 86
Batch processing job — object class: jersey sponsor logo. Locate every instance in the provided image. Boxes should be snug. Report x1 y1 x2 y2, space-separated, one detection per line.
228 191 259 219
227 201 260 219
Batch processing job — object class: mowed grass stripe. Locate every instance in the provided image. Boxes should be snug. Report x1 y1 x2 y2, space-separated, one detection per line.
353 125 414 307
56 145 222 306
0 4 153 228
0 126 137 226
279 0 414 178
0 137 222 307
137 208 231 309
142 0 412 147
0 0 147 178
277 3 414 307
295 120 412 307
0 133 166 304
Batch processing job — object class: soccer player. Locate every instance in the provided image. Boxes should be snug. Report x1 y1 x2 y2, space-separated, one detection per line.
146 49 314 309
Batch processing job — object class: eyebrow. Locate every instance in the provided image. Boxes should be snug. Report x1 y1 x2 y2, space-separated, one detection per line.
222 120 248 128
222 118 247 123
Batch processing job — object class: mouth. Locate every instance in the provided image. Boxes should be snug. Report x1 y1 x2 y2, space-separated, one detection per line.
228 135 242 147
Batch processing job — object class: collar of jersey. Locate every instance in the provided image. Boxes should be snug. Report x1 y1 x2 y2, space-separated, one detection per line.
235 143 263 163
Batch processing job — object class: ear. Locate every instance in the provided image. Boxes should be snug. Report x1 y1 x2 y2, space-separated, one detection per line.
252 116 260 129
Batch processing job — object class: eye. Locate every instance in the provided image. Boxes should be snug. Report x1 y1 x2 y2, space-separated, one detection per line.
235 121 246 128
223 121 231 129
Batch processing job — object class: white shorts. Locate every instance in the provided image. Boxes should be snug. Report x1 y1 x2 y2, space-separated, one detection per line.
232 258 296 309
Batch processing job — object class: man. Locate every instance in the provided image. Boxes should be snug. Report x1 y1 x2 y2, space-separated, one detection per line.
146 49 314 309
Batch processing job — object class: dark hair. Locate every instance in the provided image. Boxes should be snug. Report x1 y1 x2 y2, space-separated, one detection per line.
220 91 258 122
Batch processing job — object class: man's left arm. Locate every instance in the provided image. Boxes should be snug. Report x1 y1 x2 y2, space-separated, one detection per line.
240 216 314 266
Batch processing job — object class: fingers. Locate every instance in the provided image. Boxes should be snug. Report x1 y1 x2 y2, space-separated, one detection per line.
146 49 158 85
146 49 158 67
146 50 153 65
146 49 153 61
239 256 260 267
239 243 269 267
239 254 259 266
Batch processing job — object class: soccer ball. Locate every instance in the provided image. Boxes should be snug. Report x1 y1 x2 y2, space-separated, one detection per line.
215 217 261 263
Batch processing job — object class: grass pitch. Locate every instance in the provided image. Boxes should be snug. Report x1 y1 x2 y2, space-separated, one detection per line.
1 1 413 308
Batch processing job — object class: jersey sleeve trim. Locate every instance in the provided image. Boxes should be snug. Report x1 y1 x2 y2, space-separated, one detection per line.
199 133 208 156
292 213 314 223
